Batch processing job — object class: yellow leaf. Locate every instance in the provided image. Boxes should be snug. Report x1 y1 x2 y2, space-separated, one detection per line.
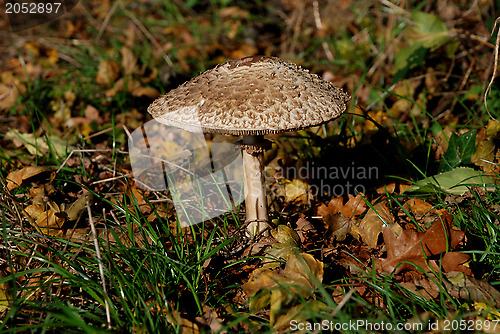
96 59 120 87
350 202 402 248
6 166 49 191
0 270 12 312
284 179 309 204
120 46 138 76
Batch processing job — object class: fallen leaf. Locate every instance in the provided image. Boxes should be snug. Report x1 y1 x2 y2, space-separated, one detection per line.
194 305 224 333
284 179 309 204
120 46 138 76
317 199 350 241
242 253 324 326
0 81 25 111
5 129 73 158
443 271 500 308
472 139 496 174
350 202 401 249
441 251 471 275
6 166 50 191
0 270 12 312
376 182 396 195
263 225 300 269
165 310 200 334
133 86 160 98
377 214 465 274
342 194 367 217
96 59 120 87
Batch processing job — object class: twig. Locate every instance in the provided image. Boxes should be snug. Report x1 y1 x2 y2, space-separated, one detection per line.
119 1 174 67
484 17 500 122
87 201 111 329
331 288 355 318
312 0 334 61
56 149 128 174
96 0 120 42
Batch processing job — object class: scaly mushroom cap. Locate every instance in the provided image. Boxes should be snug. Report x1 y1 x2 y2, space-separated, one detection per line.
148 56 351 136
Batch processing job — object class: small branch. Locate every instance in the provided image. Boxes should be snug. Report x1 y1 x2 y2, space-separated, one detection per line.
87 201 111 329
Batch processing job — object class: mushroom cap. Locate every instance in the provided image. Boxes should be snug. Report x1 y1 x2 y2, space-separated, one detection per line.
148 56 351 136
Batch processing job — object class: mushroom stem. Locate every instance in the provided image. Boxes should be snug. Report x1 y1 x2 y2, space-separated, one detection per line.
241 135 270 237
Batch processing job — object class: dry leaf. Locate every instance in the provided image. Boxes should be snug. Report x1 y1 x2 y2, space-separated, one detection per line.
96 59 120 87
263 225 300 269
317 195 366 241
5 129 72 157
282 253 324 289
441 251 471 275
133 86 160 98
242 253 324 325
0 81 25 111
0 270 12 312
472 139 496 174
6 166 50 191
377 214 465 274
194 305 224 334
284 179 309 204
443 271 500 308
342 194 367 217
165 310 200 334
376 182 396 195
350 202 401 249
120 46 138 76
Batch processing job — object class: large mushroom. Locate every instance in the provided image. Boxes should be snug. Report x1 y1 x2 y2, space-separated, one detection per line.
148 56 350 236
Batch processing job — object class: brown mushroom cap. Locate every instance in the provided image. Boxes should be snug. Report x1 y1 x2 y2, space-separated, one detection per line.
148 56 351 136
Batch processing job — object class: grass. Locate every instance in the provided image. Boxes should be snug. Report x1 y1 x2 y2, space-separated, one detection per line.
1 0 500 332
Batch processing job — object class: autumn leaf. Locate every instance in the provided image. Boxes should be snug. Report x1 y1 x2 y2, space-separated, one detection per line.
6 166 50 191
263 225 300 269
317 195 367 241
96 59 120 87
350 202 402 249
317 199 350 241
377 214 465 274
284 178 309 204
443 271 500 308
441 251 471 275
242 253 324 326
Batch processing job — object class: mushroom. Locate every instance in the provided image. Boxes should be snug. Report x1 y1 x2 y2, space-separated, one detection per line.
148 56 351 236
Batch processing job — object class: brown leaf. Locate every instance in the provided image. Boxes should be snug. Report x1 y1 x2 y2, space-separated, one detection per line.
120 46 138 76
6 166 50 191
282 253 324 289
403 198 443 217
317 195 366 241
133 86 160 99
472 139 496 174
441 252 472 275
96 59 120 87
194 305 224 334
342 194 367 217
242 253 324 302
377 214 465 274
165 310 200 334
443 271 500 307
350 202 400 249
376 182 396 195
